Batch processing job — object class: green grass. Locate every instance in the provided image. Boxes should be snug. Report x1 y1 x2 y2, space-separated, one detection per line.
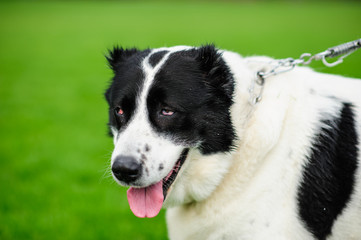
0 1 360 239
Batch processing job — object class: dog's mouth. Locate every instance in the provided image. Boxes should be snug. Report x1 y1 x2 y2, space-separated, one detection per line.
162 148 189 198
126 148 189 218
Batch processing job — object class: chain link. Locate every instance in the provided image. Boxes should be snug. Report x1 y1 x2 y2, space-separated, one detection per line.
258 38 361 80
249 38 361 105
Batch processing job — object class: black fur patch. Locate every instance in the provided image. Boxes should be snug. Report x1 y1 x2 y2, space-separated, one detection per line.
105 47 151 134
106 46 139 72
147 45 235 154
298 103 359 240
148 50 168 67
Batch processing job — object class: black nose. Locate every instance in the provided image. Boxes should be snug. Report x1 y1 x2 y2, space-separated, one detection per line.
112 156 142 183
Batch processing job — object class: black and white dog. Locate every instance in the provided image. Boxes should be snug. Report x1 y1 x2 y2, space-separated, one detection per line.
105 45 361 240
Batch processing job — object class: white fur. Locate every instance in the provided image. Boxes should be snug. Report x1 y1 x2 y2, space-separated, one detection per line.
165 51 361 240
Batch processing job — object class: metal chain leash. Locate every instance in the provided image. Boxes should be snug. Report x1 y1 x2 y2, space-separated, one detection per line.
249 38 361 104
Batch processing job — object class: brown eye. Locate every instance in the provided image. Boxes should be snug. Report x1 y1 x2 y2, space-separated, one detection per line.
161 109 174 116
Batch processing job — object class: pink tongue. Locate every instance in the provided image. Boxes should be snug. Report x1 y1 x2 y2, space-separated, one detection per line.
127 181 164 218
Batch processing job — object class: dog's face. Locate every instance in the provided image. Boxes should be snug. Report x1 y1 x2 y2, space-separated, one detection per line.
105 45 236 217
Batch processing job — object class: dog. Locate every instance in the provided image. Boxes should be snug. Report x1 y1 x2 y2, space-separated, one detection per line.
104 45 361 240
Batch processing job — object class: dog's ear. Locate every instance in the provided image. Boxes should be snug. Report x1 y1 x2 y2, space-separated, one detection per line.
196 44 233 98
106 46 139 72
196 44 220 73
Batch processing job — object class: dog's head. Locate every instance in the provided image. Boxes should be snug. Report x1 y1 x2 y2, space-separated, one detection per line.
105 45 237 217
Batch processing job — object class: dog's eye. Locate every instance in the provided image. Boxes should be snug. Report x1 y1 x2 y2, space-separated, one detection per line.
114 107 126 129
161 108 174 116
115 107 124 116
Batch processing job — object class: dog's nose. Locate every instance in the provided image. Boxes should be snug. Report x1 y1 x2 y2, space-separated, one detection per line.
112 156 142 183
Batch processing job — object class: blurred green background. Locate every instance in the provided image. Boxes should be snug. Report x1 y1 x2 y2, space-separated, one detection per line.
0 0 360 239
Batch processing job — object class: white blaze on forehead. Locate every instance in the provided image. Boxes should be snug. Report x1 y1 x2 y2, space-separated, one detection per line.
138 49 172 110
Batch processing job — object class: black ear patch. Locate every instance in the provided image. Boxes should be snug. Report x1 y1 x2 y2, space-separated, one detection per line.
106 46 139 72
196 45 234 99
196 45 220 72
